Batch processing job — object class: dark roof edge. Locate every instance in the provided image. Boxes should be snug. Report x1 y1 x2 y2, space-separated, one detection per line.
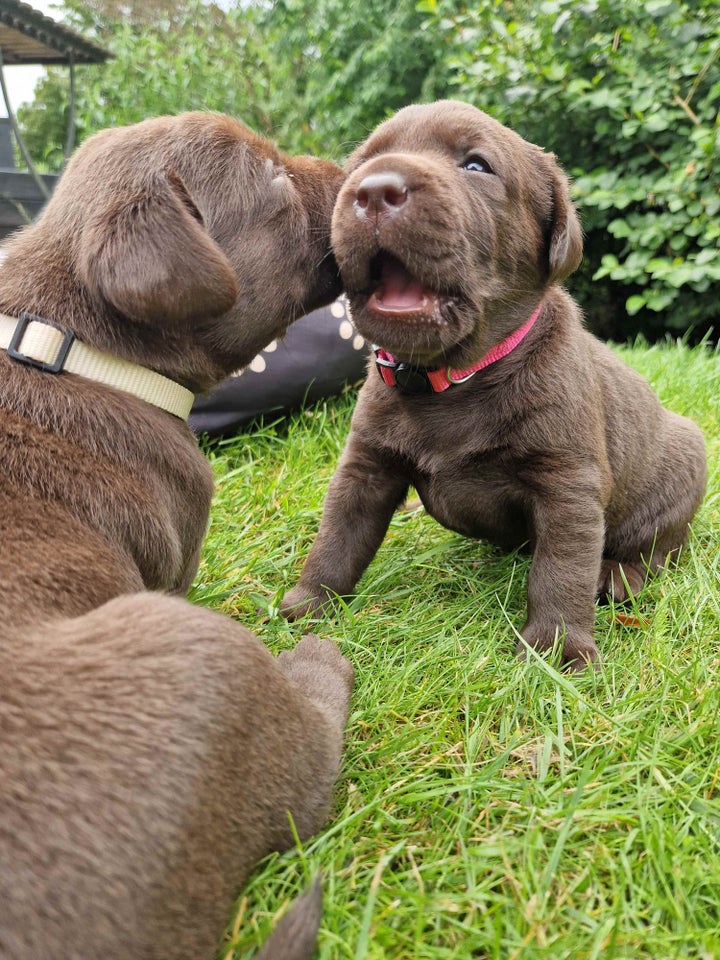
0 0 111 64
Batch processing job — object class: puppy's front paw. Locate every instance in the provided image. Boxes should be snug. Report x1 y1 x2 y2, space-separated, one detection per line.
279 586 328 621
278 634 354 726
517 626 601 672
597 559 646 603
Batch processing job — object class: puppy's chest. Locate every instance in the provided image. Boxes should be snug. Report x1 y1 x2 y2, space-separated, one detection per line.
414 458 529 546
370 407 530 547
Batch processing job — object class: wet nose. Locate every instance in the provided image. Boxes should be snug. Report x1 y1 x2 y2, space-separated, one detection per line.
354 171 408 224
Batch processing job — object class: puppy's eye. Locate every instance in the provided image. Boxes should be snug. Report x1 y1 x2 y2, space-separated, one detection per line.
461 156 493 174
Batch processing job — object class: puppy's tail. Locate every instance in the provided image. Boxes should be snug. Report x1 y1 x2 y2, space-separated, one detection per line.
254 874 323 960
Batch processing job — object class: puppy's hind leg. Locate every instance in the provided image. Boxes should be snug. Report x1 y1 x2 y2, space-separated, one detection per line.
599 414 707 603
600 519 694 603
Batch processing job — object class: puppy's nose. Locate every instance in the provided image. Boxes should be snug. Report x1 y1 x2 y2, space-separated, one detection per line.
354 172 408 224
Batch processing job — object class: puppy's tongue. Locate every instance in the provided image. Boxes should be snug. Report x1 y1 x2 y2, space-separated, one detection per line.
369 254 437 316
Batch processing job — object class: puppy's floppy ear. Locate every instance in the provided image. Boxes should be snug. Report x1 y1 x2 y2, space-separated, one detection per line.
79 171 238 325
545 159 583 284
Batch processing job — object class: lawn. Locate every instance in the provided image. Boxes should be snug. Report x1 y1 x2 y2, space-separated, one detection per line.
190 339 720 960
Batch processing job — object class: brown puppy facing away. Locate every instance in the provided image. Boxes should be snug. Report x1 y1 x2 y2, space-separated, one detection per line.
0 114 353 959
281 99 707 670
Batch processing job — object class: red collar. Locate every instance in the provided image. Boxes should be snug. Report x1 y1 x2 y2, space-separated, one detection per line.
374 303 542 395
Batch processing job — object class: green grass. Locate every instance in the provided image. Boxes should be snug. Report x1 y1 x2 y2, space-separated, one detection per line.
191 339 720 960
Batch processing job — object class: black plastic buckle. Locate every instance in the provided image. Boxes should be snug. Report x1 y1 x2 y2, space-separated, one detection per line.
7 313 75 373
394 363 433 395
375 352 433 396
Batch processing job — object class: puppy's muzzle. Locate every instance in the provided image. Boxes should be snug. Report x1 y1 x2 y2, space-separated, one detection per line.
354 171 408 228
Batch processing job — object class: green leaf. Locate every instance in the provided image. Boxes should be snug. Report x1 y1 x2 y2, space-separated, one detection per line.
626 294 647 315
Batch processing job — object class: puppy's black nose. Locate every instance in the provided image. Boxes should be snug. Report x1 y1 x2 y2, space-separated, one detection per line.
355 172 408 224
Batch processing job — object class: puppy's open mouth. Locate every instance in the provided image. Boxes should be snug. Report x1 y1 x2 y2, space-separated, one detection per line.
347 248 467 365
367 252 440 318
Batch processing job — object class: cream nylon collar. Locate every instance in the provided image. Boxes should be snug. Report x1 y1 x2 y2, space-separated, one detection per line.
0 312 194 420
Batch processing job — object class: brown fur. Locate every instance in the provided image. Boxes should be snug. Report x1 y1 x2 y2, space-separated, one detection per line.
0 112 353 959
281 100 707 670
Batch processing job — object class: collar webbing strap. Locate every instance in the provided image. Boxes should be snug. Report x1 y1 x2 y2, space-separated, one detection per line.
0 312 194 420
375 303 543 395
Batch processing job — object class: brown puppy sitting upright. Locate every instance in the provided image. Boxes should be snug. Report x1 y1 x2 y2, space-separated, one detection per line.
281 100 707 669
0 114 352 959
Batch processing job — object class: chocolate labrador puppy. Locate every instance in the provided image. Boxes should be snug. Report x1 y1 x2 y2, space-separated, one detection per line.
0 113 352 959
281 100 707 669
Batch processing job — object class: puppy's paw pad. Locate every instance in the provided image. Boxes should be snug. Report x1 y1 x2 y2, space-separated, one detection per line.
279 633 344 670
598 560 645 602
278 635 354 706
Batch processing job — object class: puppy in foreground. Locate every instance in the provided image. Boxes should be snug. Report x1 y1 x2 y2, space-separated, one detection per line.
282 99 707 669
0 114 352 959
